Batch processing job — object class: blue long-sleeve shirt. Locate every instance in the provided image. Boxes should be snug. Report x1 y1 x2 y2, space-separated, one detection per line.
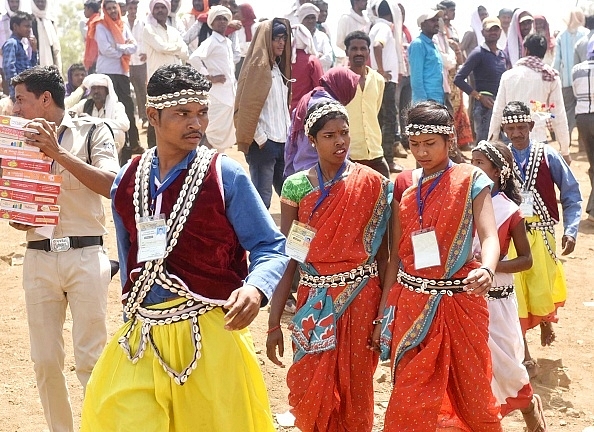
541 143 582 239
454 44 509 97
111 151 289 307
408 33 444 104
2 35 37 98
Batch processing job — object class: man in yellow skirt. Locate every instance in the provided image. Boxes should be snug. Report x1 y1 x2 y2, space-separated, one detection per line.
81 63 289 431
501 100 582 372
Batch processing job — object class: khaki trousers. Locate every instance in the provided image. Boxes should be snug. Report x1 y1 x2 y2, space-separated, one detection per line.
23 245 110 432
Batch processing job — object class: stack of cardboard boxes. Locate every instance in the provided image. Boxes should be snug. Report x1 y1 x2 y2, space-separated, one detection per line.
0 115 61 226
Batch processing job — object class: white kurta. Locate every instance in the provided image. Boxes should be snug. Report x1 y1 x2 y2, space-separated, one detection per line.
189 32 236 151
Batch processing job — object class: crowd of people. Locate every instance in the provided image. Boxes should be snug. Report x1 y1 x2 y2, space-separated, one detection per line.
1 0 593 431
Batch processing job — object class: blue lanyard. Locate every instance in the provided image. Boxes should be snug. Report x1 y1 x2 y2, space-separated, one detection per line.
416 161 452 227
308 162 347 223
511 146 529 182
51 130 66 171
148 149 196 213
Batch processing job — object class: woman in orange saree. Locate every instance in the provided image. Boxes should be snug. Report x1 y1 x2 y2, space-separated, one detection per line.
266 100 393 432
373 101 503 432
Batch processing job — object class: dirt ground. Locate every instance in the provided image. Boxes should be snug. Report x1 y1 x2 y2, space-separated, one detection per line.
0 128 593 431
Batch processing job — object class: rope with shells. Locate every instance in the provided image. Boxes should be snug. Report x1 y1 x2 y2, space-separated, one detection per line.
118 146 222 385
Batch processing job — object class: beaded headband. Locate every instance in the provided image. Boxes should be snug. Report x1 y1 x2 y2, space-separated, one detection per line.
473 140 512 187
501 113 532 124
146 89 209 109
304 102 349 136
404 123 454 136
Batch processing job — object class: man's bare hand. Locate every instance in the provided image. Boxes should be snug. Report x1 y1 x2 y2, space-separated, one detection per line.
223 284 263 331
8 221 37 231
24 119 62 160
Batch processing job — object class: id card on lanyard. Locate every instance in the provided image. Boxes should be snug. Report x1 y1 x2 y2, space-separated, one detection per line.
137 214 167 262
285 162 346 263
411 162 451 270
134 152 192 263
519 191 534 217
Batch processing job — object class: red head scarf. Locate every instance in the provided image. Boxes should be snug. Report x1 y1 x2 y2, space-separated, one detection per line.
239 3 256 41
290 67 360 143
191 0 209 18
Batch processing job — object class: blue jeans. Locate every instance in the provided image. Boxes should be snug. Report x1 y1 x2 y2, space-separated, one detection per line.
245 140 285 209
473 101 493 143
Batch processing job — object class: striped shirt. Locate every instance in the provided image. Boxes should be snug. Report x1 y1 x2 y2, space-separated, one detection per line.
2 35 37 98
254 63 290 145
572 60 594 115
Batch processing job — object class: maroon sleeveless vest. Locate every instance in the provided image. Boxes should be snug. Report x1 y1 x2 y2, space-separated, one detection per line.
533 149 560 222
114 154 248 302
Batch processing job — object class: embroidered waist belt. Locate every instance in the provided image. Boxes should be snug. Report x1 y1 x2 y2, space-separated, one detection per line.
526 219 555 231
397 269 466 296
118 299 219 386
486 284 514 300
299 262 378 288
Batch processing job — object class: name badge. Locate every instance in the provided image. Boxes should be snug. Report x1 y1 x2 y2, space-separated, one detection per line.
137 214 167 263
285 220 317 263
411 228 441 270
519 191 534 217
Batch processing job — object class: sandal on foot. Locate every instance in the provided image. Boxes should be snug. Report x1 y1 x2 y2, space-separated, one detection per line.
539 322 556 346
284 298 297 314
522 394 547 432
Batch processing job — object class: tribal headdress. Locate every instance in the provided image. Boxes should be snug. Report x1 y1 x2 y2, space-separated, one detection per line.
473 140 512 187
146 89 210 109
501 113 532 124
404 123 454 136
304 102 349 136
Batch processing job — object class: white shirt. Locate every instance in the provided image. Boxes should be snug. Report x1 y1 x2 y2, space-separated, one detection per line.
336 9 370 51
489 65 570 155
190 31 235 106
312 28 333 72
369 18 399 83
255 63 290 145
237 22 259 58
70 99 130 151
497 30 508 51
180 13 202 54
143 20 189 78
127 16 146 66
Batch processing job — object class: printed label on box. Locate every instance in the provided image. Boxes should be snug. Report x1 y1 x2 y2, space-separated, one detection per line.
0 178 60 195
0 167 62 185
0 147 51 161
0 188 59 205
0 198 60 213
1 158 52 173
0 209 59 226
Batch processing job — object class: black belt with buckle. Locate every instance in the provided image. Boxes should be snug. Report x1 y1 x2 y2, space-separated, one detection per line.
27 236 103 252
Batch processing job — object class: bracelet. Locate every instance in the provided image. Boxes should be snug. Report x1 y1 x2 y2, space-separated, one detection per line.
479 266 495 280
474 93 481 100
372 317 384 325
267 325 281 334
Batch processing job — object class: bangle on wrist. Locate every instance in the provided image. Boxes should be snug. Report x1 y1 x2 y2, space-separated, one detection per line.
372 316 384 325
267 325 281 334
474 92 481 100
480 265 494 280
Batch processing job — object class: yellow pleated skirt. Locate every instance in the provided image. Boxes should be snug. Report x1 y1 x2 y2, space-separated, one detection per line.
508 216 567 331
81 300 275 432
